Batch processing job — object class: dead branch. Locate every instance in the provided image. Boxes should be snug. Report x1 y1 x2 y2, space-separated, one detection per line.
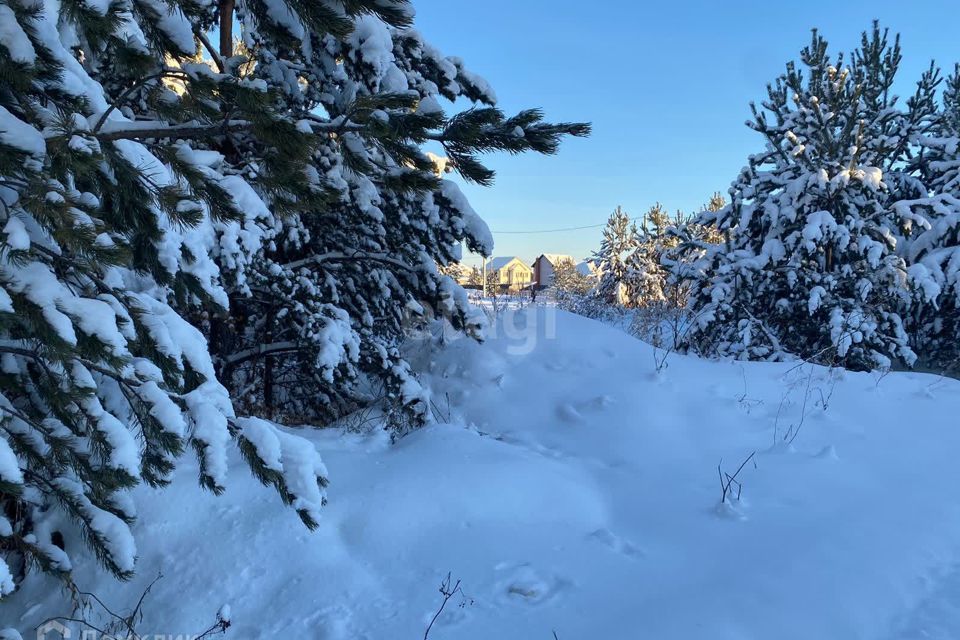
424 572 472 640
718 451 756 504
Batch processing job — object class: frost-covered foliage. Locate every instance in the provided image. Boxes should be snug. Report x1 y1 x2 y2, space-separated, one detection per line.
0 0 586 594
671 24 959 371
552 257 598 315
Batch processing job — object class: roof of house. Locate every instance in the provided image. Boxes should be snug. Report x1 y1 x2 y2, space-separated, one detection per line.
487 256 528 271
536 253 576 266
576 260 598 276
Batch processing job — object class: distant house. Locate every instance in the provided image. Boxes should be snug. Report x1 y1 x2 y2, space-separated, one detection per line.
532 253 575 288
487 256 533 291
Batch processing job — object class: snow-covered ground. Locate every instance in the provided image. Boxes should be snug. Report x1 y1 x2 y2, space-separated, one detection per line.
5 308 960 639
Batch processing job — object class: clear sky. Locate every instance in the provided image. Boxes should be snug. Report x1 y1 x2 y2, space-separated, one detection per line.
412 0 960 267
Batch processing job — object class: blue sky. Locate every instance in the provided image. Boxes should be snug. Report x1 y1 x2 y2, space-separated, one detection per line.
412 0 960 267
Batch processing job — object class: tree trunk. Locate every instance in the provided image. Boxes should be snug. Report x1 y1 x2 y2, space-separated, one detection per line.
264 313 274 417
219 0 235 58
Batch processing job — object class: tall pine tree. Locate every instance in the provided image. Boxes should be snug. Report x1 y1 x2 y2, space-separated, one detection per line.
209 10 590 427
908 65 960 373
672 24 946 370
0 0 588 593
624 203 677 307
593 206 635 305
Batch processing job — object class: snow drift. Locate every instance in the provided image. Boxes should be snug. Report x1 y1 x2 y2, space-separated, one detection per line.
4 308 960 639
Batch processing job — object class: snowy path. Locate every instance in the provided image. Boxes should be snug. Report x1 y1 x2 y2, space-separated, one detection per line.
5 309 960 639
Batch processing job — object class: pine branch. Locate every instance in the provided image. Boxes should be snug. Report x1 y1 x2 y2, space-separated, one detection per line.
89 117 371 142
93 70 189 133
91 120 254 141
283 251 417 272
195 29 225 73
223 341 300 366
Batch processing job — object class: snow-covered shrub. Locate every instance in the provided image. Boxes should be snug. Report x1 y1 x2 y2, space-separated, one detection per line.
550 257 610 319
555 291 618 322
553 258 592 296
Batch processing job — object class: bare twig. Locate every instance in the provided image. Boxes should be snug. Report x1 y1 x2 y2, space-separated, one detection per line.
718 451 756 504
429 392 452 423
194 608 232 640
424 573 472 640
36 572 230 640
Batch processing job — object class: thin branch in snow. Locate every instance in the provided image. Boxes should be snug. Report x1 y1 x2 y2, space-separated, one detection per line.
424 573 472 640
718 451 756 505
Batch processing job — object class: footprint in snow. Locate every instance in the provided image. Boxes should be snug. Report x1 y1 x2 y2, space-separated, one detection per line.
582 394 615 410
707 383 725 397
813 444 839 461
303 605 353 640
587 528 644 559
556 403 584 423
557 395 615 424
528 441 566 460
494 563 569 606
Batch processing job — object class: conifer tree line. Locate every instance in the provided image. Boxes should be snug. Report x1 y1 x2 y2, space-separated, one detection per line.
583 196 723 310
579 24 959 375
0 0 588 592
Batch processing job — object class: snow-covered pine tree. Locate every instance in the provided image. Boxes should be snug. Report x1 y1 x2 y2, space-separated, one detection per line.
704 192 725 214
0 0 340 593
914 65 960 196
907 65 960 373
0 0 588 593
690 193 726 244
624 203 673 307
467 266 483 288
208 8 590 426
658 194 724 303
593 206 635 305
0 0 345 593
671 24 941 370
